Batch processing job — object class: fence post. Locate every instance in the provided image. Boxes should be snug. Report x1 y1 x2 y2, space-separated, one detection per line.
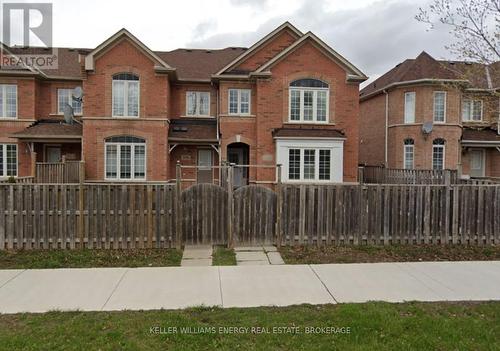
227 165 234 249
175 162 182 250
358 166 364 184
79 161 85 184
276 164 282 248
31 152 37 180
444 170 452 186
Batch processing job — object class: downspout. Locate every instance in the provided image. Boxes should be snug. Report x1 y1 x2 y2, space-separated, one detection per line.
214 80 221 183
384 89 389 166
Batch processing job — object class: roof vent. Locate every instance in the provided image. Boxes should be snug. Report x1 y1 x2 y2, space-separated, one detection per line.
205 50 212 53
185 49 192 52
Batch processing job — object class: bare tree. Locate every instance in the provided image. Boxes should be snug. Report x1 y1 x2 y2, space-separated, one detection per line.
416 0 500 64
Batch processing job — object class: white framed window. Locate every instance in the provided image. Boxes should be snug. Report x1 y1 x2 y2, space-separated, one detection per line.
0 144 17 177
403 139 414 169
186 91 210 117
432 138 445 170
289 79 329 123
228 89 251 115
112 73 139 117
404 92 415 123
433 91 446 122
104 136 145 180
462 99 483 121
277 139 344 182
0 84 17 118
58 89 82 115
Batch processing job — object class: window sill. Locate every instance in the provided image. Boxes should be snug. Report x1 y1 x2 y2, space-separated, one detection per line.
284 121 334 126
181 115 215 118
52 113 83 117
0 117 19 121
220 114 255 118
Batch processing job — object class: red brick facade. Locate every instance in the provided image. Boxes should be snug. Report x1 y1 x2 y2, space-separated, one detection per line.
0 23 365 183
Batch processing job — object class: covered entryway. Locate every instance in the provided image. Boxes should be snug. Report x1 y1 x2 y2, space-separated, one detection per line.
462 128 500 178
227 142 249 187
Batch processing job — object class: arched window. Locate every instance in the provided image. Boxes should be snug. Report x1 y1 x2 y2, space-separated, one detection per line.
112 73 139 117
105 135 145 180
432 138 446 170
289 78 329 123
403 138 414 169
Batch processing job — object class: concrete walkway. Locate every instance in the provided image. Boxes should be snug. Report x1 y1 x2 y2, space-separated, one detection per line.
235 246 285 265
0 261 499 314
181 245 212 266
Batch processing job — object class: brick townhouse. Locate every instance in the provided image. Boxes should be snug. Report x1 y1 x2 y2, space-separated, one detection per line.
359 51 500 178
0 22 367 185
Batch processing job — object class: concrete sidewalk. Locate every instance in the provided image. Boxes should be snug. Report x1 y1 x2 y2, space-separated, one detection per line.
0 261 499 314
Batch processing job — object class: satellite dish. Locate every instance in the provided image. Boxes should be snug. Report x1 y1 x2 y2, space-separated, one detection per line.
422 121 433 134
72 86 83 101
63 104 74 125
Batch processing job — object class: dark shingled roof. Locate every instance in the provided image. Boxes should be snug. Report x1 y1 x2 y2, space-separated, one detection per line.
2 46 247 81
360 51 497 98
272 128 345 139
462 128 500 142
168 118 218 142
12 120 82 139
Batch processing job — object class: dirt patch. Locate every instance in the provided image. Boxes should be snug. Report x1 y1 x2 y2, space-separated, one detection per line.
279 245 500 264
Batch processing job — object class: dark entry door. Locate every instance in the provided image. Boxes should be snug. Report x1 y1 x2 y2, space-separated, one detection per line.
228 148 248 187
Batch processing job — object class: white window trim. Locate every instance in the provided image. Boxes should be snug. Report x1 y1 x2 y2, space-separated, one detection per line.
0 84 18 119
228 89 251 115
112 79 140 118
432 144 446 170
276 138 343 183
0 144 18 178
403 144 414 169
433 91 447 123
57 89 82 116
404 92 415 124
462 99 483 121
104 141 146 181
288 87 329 124
186 91 211 117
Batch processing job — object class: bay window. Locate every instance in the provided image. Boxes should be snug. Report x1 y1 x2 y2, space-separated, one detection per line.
462 99 482 121
112 73 139 117
187 91 210 116
277 139 343 182
289 79 329 123
228 89 251 115
58 88 82 115
0 84 17 118
0 144 17 177
433 91 446 122
105 136 145 180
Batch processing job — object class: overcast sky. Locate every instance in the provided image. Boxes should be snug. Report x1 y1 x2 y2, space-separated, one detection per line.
8 0 454 84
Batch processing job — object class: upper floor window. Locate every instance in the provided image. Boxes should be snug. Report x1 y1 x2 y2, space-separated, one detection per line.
289 79 329 123
228 89 251 115
0 84 17 118
186 91 210 117
0 144 17 177
58 89 82 115
105 136 145 180
462 99 482 121
432 138 445 170
403 138 414 169
404 92 415 123
433 91 446 122
112 73 139 117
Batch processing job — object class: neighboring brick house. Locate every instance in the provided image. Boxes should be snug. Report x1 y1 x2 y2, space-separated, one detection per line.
0 22 366 185
359 51 500 178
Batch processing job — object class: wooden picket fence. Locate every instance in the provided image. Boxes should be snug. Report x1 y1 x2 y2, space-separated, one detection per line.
360 166 458 185
0 183 499 250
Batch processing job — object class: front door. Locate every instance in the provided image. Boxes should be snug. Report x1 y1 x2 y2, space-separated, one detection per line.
470 149 485 177
46 146 61 162
228 148 248 187
197 149 213 183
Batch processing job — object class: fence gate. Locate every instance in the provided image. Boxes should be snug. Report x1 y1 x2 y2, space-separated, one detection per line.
233 185 277 245
181 183 228 245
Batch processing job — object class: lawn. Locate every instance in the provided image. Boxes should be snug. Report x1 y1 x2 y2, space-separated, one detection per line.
0 249 183 269
212 246 236 265
280 244 500 265
0 302 498 350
